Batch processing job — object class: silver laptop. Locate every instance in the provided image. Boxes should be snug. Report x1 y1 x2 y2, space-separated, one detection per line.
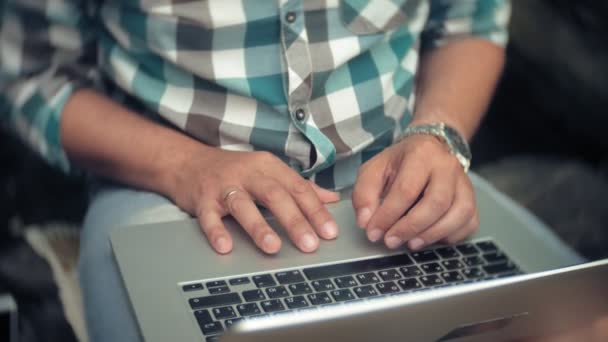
110 174 600 342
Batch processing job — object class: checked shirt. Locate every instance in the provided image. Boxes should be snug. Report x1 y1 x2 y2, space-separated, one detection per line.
0 0 510 189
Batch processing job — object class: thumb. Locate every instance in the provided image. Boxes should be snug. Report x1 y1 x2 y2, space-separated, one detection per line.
309 181 340 203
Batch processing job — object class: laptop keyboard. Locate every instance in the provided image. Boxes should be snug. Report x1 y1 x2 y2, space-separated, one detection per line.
180 239 521 341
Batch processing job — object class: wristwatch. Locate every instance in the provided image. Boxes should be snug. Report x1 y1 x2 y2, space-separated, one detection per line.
401 122 472 172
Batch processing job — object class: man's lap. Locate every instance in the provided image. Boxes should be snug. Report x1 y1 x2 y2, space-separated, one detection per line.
78 185 189 342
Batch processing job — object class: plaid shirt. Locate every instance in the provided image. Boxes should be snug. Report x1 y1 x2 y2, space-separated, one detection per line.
0 0 509 190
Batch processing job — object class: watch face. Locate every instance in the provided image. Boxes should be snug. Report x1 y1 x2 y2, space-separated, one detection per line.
444 125 472 160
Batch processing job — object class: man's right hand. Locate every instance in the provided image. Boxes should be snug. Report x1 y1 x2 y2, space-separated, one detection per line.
167 148 340 254
61 90 338 256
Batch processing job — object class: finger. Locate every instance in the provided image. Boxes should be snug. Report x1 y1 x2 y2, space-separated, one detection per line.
364 157 429 242
352 160 387 229
407 176 477 251
281 178 338 240
383 168 457 249
224 189 282 254
443 212 480 245
247 178 320 253
197 204 233 254
309 181 340 203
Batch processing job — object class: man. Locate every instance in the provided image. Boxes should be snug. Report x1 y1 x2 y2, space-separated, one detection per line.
0 0 509 340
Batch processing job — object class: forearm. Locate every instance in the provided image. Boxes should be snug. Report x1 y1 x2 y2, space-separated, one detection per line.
60 89 209 197
412 38 506 140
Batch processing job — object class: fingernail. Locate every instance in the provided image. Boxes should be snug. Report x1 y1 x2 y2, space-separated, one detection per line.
300 233 318 252
215 237 230 253
262 233 280 252
367 229 383 242
408 238 425 251
357 207 372 228
386 236 403 249
321 221 338 239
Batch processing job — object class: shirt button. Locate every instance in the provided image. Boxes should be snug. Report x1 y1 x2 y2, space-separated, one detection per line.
285 11 297 23
294 108 306 122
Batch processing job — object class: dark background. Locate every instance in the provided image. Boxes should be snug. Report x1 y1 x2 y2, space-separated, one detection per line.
1 0 607 341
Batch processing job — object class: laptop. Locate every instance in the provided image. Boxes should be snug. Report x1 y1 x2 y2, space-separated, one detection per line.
110 174 596 342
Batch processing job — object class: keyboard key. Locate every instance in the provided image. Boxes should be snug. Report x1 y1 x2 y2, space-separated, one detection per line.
242 289 265 302
334 276 358 288
308 292 332 305
411 250 438 263
400 266 423 278
483 262 517 275
194 310 213 324
483 252 508 264
435 246 460 259
356 272 380 285
476 241 498 253
462 267 484 279
253 274 276 288
353 286 378 298
463 256 484 266
421 262 443 274
183 283 203 292
206 336 222 342
212 306 237 320
304 253 413 280
275 270 305 284
312 279 335 292
376 281 401 294
440 271 464 283
266 286 289 299
456 243 479 255
285 296 309 309
224 317 244 329
288 282 313 295
398 278 422 291
441 259 465 270
199 321 223 336
190 293 242 309
378 269 402 281
419 275 444 287
330 289 355 302
208 286 230 295
236 303 261 316
229 277 250 286
261 299 285 313
206 280 227 288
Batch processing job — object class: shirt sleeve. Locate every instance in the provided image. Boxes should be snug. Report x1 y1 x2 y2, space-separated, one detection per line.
421 0 511 50
0 0 99 173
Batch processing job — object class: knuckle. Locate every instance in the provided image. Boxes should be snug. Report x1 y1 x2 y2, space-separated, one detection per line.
292 179 311 195
261 185 285 205
250 220 270 239
205 225 224 238
285 214 307 231
396 182 418 202
400 220 423 237
307 203 330 222
428 196 450 213
255 151 278 164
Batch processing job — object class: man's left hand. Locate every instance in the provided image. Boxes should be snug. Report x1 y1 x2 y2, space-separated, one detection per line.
352 134 479 250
